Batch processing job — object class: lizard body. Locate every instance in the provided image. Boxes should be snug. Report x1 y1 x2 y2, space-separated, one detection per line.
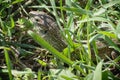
29 11 119 60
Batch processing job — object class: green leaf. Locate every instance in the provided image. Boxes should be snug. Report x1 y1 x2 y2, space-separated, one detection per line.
84 73 93 80
17 18 33 30
10 16 15 28
4 49 13 80
93 0 120 16
12 68 35 80
49 69 78 80
78 17 109 24
116 20 120 39
37 59 47 67
104 36 120 52
12 0 23 5
37 70 42 80
27 30 85 75
102 70 109 80
93 61 103 80
28 30 71 64
61 7 92 15
98 31 116 39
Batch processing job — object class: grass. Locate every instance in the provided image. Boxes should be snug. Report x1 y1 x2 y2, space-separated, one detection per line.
0 0 120 80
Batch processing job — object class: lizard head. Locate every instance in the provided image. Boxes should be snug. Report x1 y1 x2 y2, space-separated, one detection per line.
29 11 56 30
29 11 59 36
29 11 50 36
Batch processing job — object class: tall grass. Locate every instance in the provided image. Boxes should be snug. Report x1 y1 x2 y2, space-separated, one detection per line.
0 0 120 80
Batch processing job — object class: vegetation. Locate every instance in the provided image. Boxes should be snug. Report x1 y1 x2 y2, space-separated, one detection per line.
0 0 120 80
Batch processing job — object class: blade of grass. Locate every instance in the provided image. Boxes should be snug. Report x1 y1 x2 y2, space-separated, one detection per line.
94 0 120 16
37 70 42 80
93 60 103 80
78 17 109 23
104 36 120 52
86 21 92 73
50 0 74 49
4 48 13 80
27 30 86 75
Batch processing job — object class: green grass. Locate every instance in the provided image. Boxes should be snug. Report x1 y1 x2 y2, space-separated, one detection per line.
0 0 120 80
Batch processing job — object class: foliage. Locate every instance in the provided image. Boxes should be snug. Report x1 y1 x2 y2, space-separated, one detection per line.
0 0 120 80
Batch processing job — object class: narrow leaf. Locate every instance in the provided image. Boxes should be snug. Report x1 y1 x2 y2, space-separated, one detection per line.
27 30 85 74
4 49 13 80
93 61 103 80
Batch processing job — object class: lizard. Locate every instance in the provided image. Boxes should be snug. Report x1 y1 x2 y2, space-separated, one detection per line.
29 11 119 60
29 11 67 52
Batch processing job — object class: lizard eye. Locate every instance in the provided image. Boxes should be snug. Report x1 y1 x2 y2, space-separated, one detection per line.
34 16 40 22
40 29 48 34
35 18 39 22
